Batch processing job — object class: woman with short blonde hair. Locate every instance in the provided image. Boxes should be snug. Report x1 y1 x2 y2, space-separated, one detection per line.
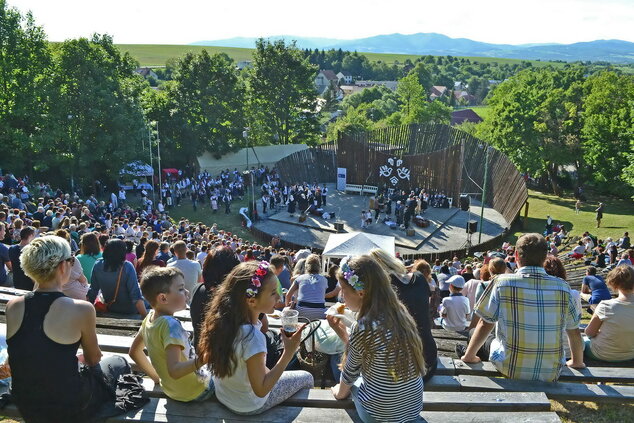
7 236 130 422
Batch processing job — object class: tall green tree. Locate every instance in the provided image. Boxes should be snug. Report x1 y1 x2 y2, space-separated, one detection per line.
582 71 634 186
396 72 424 116
408 62 433 94
246 39 319 145
169 51 244 161
479 67 585 195
0 0 52 175
48 34 147 188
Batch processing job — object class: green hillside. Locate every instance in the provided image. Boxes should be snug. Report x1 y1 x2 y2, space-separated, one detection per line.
114 43 566 68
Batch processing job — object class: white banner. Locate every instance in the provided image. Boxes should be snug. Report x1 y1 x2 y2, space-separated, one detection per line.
337 168 347 191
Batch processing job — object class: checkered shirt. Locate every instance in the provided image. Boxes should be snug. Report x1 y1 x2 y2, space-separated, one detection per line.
475 266 580 382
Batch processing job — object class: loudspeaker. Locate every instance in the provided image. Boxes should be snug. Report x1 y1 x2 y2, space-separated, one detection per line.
333 222 344 232
467 220 478 234
406 228 415 236
459 194 470 211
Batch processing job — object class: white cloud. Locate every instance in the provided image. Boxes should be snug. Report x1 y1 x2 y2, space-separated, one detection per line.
7 0 634 44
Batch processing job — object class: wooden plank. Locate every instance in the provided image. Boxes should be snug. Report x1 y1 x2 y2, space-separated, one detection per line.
139 378 549 412
431 375 634 403
0 402 562 423
453 359 634 383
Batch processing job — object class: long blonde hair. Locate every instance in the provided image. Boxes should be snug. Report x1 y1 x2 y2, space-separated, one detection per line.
339 255 425 380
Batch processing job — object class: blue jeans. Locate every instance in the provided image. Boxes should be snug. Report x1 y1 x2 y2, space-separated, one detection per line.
192 377 215 402
350 378 378 423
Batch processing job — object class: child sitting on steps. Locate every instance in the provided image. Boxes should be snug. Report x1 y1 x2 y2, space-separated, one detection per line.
129 267 213 402
198 261 314 415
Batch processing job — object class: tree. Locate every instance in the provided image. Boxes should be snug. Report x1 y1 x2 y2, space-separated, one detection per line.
582 71 634 186
168 51 245 161
478 67 585 195
48 34 147 188
396 73 424 116
404 99 452 125
0 0 52 175
246 39 320 145
409 62 433 94
326 106 374 141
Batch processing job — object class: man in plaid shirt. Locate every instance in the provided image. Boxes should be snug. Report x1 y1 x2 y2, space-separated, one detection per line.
461 233 585 382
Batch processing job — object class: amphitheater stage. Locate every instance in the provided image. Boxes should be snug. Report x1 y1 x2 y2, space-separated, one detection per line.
252 183 509 257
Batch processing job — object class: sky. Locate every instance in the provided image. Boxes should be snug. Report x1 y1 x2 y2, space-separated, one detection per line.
7 0 634 45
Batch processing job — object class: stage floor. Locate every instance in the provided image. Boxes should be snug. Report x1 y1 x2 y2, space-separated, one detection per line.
253 183 509 255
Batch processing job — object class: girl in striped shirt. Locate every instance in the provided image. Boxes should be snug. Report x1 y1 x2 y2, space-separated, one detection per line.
329 255 425 422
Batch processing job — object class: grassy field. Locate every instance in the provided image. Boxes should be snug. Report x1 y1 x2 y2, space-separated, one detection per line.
114 43 566 68
510 189 634 244
465 105 492 120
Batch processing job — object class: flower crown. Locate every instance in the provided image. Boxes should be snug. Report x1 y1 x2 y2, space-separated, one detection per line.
340 256 364 291
246 261 270 298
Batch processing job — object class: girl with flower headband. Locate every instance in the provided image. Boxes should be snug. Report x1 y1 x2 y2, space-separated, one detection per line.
198 261 313 415
329 255 425 422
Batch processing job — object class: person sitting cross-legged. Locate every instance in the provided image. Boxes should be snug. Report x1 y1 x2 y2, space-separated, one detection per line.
460 233 585 382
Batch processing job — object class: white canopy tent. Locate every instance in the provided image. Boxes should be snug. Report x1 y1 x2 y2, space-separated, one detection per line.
321 232 395 270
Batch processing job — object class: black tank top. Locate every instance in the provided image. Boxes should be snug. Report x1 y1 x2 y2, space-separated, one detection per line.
7 291 87 423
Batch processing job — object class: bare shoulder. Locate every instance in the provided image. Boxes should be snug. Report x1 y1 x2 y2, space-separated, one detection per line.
72 299 96 316
6 295 25 310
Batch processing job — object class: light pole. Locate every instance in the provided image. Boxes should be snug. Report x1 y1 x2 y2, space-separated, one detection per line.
155 121 162 202
243 128 255 218
148 124 156 204
478 146 491 244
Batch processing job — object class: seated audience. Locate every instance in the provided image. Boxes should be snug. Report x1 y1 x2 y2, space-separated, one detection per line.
584 265 634 362
130 267 213 402
461 233 584 382
328 255 425 422
76 232 102 283
286 254 328 320
437 275 470 332
190 246 240 347
199 261 313 415
580 266 612 309
370 249 437 382
88 239 147 317
6 236 129 422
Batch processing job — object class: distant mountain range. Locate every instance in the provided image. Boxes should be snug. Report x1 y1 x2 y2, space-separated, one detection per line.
192 33 634 63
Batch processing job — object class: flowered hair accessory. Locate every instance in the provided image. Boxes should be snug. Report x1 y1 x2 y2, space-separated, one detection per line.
246 261 270 298
340 256 364 291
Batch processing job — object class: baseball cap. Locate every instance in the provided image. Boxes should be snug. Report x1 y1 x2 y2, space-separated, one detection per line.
447 275 465 289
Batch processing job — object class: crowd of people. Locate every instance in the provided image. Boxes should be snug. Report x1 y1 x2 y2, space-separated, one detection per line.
2 172 634 422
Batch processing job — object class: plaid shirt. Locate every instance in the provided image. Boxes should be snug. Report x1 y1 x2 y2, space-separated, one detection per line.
475 266 580 382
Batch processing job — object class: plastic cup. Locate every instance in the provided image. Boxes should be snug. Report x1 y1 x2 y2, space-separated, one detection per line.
281 309 299 337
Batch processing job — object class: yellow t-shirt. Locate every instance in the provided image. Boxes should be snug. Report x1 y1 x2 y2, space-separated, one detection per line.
140 310 210 401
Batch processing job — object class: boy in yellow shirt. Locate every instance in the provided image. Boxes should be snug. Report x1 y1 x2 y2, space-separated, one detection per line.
129 267 213 402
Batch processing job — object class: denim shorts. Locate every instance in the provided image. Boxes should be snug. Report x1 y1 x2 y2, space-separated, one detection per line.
192 378 215 402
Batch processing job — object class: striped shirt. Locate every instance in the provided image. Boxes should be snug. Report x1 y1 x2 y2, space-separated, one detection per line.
475 266 581 382
341 319 423 422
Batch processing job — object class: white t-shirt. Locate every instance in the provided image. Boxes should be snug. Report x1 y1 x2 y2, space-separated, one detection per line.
196 252 208 266
213 322 268 413
167 259 202 303
589 296 634 361
440 294 471 331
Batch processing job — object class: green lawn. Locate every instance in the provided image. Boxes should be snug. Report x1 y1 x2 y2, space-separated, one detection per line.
510 189 634 244
111 43 565 68
465 105 492 120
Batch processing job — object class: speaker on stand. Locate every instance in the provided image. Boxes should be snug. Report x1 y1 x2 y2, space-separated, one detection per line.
459 194 470 211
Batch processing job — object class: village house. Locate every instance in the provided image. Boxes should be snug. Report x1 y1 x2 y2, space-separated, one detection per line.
315 70 339 94
336 71 353 85
429 85 448 100
135 67 158 80
451 109 484 126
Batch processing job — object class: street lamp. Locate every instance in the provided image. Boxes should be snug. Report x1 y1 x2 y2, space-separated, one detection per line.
478 145 491 244
243 128 256 219
150 121 162 203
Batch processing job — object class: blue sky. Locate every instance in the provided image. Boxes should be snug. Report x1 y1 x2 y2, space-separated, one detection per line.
8 0 634 45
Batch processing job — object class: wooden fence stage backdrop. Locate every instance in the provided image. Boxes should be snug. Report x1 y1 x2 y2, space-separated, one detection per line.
275 124 527 227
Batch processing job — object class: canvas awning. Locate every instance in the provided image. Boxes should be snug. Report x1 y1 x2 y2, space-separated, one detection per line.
322 232 395 259
119 161 153 177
